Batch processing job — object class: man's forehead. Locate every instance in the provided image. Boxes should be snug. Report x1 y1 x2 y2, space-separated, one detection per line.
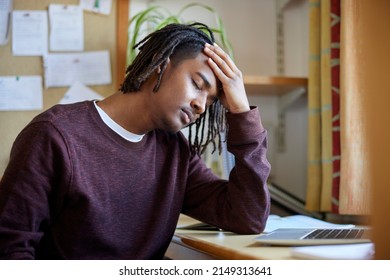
181 52 219 95
198 71 219 98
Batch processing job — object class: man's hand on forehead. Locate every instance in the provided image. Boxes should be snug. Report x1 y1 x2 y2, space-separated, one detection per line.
204 43 250 114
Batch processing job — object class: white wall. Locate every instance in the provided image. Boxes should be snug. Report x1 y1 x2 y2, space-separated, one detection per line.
130 0 309 201
131 0 278 75
283 0 309 76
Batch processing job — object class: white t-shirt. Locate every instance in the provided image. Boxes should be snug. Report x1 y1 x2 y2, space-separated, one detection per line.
94 101 144 142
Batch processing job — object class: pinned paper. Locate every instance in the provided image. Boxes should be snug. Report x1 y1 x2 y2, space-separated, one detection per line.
0 76 43 111
0 0 13 46
12 10 48 56
49 4 84 51
59 82 103 104
80 0 112 15
43 50 112 88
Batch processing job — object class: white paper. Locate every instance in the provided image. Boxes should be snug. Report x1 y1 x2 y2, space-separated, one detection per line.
0 76 43 111
291 243 375 260
43 50 112 88
80 0 112 15
264 215 355 233
0 0 12 46
49 4 83 51
12 10 48 56
59 81 103 104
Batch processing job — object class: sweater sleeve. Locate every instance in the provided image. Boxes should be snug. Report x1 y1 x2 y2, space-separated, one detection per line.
182 106 271 234
0 121 71 259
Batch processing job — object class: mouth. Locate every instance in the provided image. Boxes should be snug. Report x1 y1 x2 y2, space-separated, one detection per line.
181 108 195 125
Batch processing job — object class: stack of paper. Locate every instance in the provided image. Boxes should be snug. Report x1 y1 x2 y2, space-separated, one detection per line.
291 243 375 260
264 214 355 233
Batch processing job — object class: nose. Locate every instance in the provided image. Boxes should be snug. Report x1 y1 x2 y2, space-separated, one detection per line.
190 96 206 115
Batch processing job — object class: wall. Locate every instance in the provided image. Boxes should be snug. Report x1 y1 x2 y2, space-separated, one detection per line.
0 0 118 174
343 0 390 259
130 0 309 200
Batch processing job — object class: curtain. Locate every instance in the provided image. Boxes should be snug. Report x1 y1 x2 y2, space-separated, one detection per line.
306 0 340 213
330 0 341 214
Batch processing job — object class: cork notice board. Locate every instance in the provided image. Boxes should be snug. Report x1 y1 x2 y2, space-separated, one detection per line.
0 0 129 174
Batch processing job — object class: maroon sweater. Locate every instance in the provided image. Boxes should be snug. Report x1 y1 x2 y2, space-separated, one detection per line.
0 101 270 259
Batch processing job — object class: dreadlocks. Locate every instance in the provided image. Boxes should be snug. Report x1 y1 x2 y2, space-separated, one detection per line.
120 22 227 155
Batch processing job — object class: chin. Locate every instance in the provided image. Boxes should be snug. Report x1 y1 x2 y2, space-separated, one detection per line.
172 125 185 133
161 123 182 133
160 116 188 133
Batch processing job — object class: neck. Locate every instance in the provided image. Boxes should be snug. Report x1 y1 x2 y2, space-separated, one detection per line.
97 91 152 135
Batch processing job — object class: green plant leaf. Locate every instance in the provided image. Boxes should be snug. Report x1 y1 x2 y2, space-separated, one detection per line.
126 2 234 66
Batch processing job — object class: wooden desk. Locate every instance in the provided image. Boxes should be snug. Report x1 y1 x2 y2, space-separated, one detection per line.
165 215 294 260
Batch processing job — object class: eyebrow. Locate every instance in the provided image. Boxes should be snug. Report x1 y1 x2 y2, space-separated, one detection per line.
196 72 211 89
196 72 219 103
195 72 219 103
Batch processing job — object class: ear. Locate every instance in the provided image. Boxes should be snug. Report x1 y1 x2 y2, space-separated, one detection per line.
156 57 170 74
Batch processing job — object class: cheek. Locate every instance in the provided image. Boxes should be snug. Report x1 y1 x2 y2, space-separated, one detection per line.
158 72 195 105
153 91 182 118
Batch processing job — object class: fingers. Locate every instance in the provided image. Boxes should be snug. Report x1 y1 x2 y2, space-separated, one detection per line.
203 43 250 114
204 43 241 81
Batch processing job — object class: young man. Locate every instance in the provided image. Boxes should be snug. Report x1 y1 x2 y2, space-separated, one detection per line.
0 23 270 259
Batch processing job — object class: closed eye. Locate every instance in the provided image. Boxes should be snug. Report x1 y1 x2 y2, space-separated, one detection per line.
192 79 201 91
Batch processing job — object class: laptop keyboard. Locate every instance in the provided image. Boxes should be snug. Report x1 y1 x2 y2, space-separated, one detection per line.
304 229 365 239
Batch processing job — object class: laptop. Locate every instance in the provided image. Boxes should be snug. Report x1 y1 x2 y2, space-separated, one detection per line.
254 227 372 246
